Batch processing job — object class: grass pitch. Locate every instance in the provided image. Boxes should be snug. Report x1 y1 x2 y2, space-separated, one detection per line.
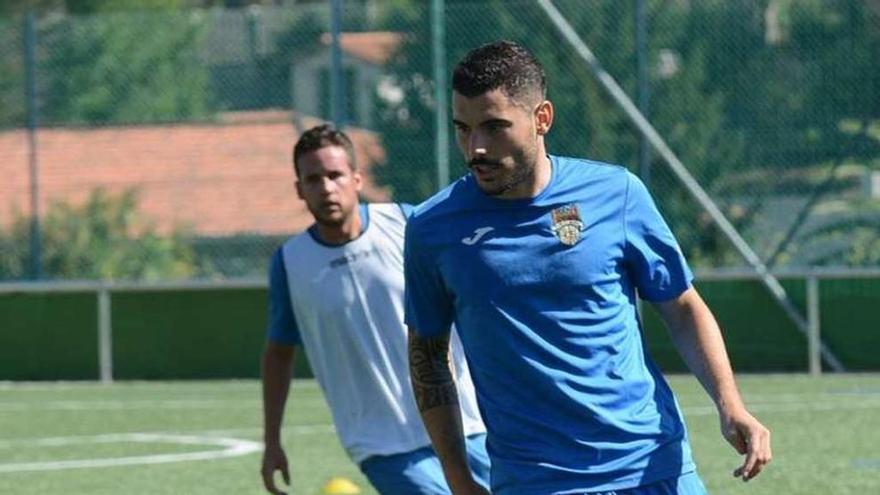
1 374 878 494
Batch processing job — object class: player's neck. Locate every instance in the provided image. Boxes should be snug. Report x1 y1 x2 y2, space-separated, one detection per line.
529 153 552 197
496 152 552 200
316 209 362 245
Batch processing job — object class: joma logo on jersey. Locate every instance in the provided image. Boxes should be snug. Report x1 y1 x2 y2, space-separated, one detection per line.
461 226 494 245
551 204 584 246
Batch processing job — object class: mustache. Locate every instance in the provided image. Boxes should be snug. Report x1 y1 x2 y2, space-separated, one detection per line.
468 158 502 168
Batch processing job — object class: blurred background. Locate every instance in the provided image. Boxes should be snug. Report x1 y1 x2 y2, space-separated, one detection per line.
2 0 878 281
0 0 878 380
1 5 878 494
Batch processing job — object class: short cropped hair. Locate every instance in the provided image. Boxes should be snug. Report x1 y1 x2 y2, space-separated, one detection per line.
452 40 546 107
292 124 357 176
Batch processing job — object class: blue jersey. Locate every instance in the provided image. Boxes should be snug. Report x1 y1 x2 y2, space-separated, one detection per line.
404 156 696 494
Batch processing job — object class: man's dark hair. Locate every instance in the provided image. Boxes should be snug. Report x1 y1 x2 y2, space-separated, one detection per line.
292 124 357 176
452 40 546 107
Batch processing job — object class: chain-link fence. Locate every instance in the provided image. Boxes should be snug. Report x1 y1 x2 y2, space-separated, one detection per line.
1 0 878 282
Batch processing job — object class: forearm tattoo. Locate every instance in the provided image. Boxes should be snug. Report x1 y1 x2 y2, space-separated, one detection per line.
408 332 459 412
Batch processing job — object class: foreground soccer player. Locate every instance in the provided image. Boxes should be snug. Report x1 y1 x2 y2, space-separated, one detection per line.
261 125 489 495
405 41 771 495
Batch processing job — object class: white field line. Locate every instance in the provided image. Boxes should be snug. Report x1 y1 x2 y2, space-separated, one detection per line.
1 393 878 413
0 424 335 450
0 400 254 412
851 459 880 470
0 433 261 473
0 398 329 412
683 398 880 416
1 391 877 475
181 424 336 437
0 380 321 391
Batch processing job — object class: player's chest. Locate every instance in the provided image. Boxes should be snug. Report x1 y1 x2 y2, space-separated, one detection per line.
436 203 624 296
286 238 404 310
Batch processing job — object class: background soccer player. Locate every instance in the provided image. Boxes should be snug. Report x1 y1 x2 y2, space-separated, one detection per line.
261 125 489 495
405 41 771 495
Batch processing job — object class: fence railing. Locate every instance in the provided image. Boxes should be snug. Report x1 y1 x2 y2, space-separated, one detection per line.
3 268 879 382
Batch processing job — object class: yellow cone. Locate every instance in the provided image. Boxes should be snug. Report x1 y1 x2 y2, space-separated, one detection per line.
322 477 361 495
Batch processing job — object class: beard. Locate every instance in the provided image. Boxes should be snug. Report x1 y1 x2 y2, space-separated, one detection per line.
472 141 539 197
313 212 345 227
308 202 352 228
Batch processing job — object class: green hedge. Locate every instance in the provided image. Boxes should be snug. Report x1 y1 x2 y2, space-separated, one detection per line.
0 292 98 380
110 288 312 380
819 279 880 371
643 280 808 373
1 278 877 380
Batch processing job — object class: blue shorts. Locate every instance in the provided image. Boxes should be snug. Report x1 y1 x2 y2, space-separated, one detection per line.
591 471 708 495
359 433 490 495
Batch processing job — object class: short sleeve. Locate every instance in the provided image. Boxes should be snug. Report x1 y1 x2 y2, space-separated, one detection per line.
266 247 301 345
403 218 455 337
397 202 415 219
623 173 693 302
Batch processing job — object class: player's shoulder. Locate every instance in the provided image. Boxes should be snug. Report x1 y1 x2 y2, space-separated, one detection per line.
552 155 635 198
553 155 630 182
545 155 638 212
409 176 475 229
278 221 338 264
366 202 414 222
281 225 316 249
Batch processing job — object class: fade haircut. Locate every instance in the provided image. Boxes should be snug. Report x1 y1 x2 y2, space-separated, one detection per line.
292 124 357 176
452 40 546 107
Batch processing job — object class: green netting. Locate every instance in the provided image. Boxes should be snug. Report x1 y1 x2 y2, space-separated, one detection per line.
0 1 877 281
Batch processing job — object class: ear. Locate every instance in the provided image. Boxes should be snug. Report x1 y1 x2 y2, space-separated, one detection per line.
353 170 364 193
534 100 554 135
295 178 304 200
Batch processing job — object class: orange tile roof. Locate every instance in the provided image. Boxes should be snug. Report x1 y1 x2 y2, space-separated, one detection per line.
319 31 404 65
0 115 390 237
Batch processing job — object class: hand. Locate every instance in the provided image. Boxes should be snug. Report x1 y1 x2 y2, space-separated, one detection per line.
450 478 491 495
720 407 772 482
261 443 291 494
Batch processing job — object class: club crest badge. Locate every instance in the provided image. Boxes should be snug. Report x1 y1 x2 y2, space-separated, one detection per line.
551 204 584 246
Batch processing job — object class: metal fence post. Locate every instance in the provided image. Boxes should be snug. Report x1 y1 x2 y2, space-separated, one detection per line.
635 0 651 187
535 0 847 371
330 0 347 128
98 285 114 383
807 275 821 376
432 0 449 189
25 11 42 280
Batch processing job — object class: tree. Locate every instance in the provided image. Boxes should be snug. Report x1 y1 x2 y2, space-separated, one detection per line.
685 0 880 268
0 188 198 280
0 0 209 16
0 0 64 17
373 0 737 267
38 6 213 125
0 17 25 128
256 9 324 111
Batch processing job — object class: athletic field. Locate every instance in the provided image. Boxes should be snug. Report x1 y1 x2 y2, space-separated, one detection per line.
1 374 878 494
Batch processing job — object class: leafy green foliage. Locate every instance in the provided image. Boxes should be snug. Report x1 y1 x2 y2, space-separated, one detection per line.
372 0 737 263
371 0 879 268
0 188 197 280
0 18 25 128
39 8 212 125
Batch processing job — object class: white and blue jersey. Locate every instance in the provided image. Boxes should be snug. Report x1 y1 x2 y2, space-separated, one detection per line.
268 203 485 465
404 156 696 494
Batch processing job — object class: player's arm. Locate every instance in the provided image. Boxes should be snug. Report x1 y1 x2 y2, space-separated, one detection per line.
261 341 295 494
408 329 489 495
261 248 300 494
654 287 772 481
